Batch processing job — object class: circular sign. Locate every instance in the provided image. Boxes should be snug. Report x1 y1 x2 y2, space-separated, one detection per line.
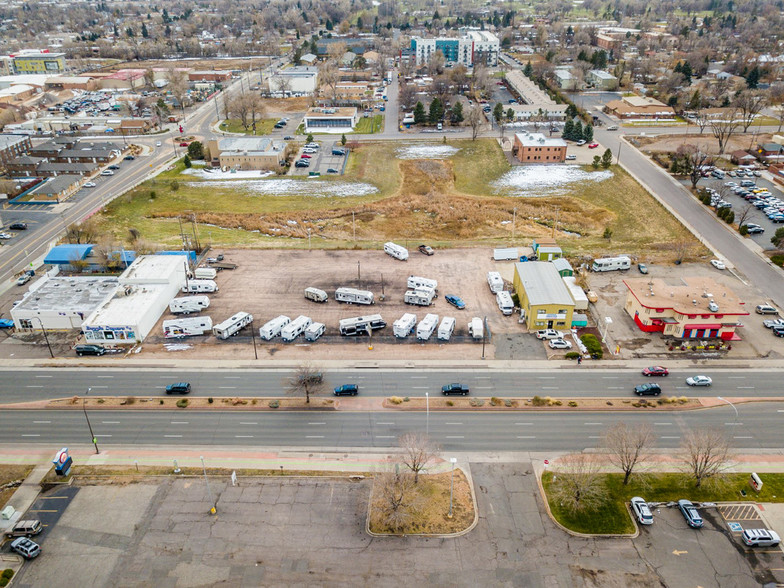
57 451 68 464
543 459 549 465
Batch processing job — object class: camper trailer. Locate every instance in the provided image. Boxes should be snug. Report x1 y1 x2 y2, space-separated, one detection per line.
437 316 456 341
407 276 438 292
169 296 210 315
335 287 375 305
487 271 504 294
416 314 439 341
496 291 514 316
259 315 290 340
181 279 218 293
468 317 484 340
163 316 213 338
384 242 409 261
339 314 387 336
304 322 326 341
194 267 217 280
281 315 312 342
304 287 328 303
213 312 253 339
393 313 417 338
404 287 436 307
591 256 631 272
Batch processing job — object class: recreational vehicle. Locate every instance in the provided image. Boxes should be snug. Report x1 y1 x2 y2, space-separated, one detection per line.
194 267 217 280
304 322 326 341
213 312 253 339
393 313 417 338
259 315 290 340
169 296 210 315
163 316 213 338
335 287 375 305
591 256 631 272
407 276 438 292
281 315 312 342
384 242 409 261
487 271 504 294
181 279 218 293
437 316 456 341
339 314 387 336
404 287 436 307
496 291 514 315
468 317 484 340
304 287 328 303
416 313 439 341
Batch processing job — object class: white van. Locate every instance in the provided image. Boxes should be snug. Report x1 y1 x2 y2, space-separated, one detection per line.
181 279 218 293
416 313 439 341
304 322 326 341
393 313 417 338
496 291 514 315
259 315 290 340
407 276 438 292
304 287 328 303
384 241 409 261
437 316 456 341
281 315 312 342
468 317 484 340
194 267 217 280
487 271 504 294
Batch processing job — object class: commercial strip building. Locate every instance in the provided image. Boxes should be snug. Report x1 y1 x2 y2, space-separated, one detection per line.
623 277 748 341
303 107 357 133
206 137 285 171
513 262 575 330
512 132 567 164
604 95 675 120
504 70 568 120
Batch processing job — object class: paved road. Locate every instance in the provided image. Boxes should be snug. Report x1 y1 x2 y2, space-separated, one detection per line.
0 402 775 450
0 367 776 402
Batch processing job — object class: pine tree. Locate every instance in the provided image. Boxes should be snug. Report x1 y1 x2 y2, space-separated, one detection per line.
414 101 426 124
674 61 683 74
506 108 515 121
493 102 504 123
601 148 613 168
573 120 583 141
524 61 533 78
583 124 594 142
746 67 760 89
681 61 692 84
141 22 149 38
451 101 464 123
566 103 578 119
429 98 444 124
563 119 574 141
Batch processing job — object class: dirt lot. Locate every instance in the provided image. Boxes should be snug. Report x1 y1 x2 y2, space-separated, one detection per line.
635 133 775 157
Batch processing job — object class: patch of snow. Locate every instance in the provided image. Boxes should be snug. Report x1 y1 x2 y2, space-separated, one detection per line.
396 144 460 159
164 343 193 351
183 178 378 197
182 168 276 179
492 165 613 196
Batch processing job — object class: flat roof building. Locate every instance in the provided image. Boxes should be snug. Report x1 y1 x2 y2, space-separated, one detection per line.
303 107 357 133
513 132 567 164
513 261 576 330
206 137 285 170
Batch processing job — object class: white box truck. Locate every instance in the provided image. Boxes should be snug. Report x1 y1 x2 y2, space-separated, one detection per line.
339 314 387 336
591 256 631 272
194 267 217 280
384 242 409 261
163 316 213 338
169 295 210 315
407 276 438 292
416 313 439 341
468 317 484 340
437 316 456 341
304 287 328 303
304 322 326 341
335 287 375 305
496 291 514 315
404 287 435 306
181 279 218 293
281 315 312 342
487 271 504 294
213 311 253 339
259 315 290 340
393 313 417 338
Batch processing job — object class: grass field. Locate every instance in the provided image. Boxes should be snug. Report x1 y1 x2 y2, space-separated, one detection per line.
219 118 278 135
542 471 784 535
0 465 34 509
353 114 384 134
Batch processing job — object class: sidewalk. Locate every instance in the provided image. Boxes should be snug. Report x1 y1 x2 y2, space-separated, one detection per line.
0 462 53 535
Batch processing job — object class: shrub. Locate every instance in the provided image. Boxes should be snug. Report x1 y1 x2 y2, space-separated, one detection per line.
159 399 164 405
403 397 410 402
564 351 580 360
149 190 157 199
125 396 136 405
0 576 9 587
568 401 578 407
544 396 553 405
771 255 784 267
725 211 734 224
389 396 404 405
606 401 613 406
553 400 563 406
2 569 14 579
531 395 546 407
97 398 105 404
269 400 280 408
176 399 188 408
170 180 179 191
679 396 689 403
632 402 641 408
446 400 454 407
580 333 603 359
490 396 502 406
469 397 485 407
739 224 749 236
208 397 213 404
504 399 512 407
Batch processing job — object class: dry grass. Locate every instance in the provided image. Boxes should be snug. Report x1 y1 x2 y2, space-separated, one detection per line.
383 396 702 410
0 465 35 509
368 469 474 535
47 396 336 410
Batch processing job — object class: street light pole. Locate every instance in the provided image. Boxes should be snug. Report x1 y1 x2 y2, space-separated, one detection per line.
200 455 217 514
250 318 258 360
32 317 53 358
717 396 738 427
448 457 457 518
83 387 99 454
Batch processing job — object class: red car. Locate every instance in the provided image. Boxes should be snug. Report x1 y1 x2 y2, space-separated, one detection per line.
642 366 669 377
300 154 312 159
588 142 599 149
179 142 189 147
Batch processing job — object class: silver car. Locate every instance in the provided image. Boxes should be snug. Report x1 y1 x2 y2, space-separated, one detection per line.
630 497 653 525
686 375 712 387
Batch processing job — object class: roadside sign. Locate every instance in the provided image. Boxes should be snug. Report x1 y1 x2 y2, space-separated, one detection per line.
543 459 550 467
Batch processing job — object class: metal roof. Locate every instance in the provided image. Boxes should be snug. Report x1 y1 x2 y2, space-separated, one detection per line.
44 244 93 264
515 262 574 307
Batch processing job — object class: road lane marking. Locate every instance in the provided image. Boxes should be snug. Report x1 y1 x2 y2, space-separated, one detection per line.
26 385 43 388
34 375 53 378
219 387 236 389
376 435 396 439
411 376 427 379
376 422 394 425
736 387 755 389
21 434 40 437
725 423 743 426
516 436 536 439
170 421 189 424
607 387 624 390
475 386 493 390
602 376 619 379
240 422 258 425
164 435 182 438
445 422 463 425
95 375 114 379
235 435 254 438
728 376 746 379
446 436 464 439
588 436 600 439
542 387 559 390
734 436 753 439
411 386 429 389
515 422 533 425
475 376 492 379
584 422 603 425
538 377 556 379
101 421 120 424
654 422 672 426
33 421 51 424
661 436 680 439
90 386 108 389
94 434 112 438
224 376 241 379
308 422 326 425
306 435 324 438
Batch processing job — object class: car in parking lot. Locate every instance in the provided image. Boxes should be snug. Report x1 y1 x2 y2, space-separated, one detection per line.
165 382 191 395
10 537 41 559
332 148 346 156
576 140 587 146
742 528 781 547
548 338 572 350
326 168 339 174
678 499 703 528
637 263 648 274
300 153 312 159
418 244 434 256
607 125 619 131
333 384 359 396
108 164 120 170
16 274 31 286
588 142 599 149
773 326 784 337
756 304 779 315
123 155 135 160
634 383 661 396
710 259 726 270
9 222 27 230
303 148 318 154
764 318 784 329
686 375 712 387
179 142 189 147
0 232 12 239
445 295 466 310
295 160 310 168
156 141 162 147
83 181 96 188
565 154 577 160
100 170 114 176
536 329 561 340
642 366 668 377
744 223 764 234
630 497 653 525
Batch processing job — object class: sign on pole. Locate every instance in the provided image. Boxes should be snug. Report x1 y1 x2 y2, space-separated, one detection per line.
231 471 237 487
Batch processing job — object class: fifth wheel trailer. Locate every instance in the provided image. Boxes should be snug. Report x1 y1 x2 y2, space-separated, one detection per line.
163 316 213 338
169 296 210 315
339 315 387 336
335 287 375 305
213 311 253 339
181 279 218 293
281 315 312 342
404 287 436 307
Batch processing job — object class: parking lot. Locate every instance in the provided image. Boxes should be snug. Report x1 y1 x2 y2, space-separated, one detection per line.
289 140 348 176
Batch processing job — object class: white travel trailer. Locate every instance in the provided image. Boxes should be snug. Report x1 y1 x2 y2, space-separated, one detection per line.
591 256 631 272
304 322 326 341
407 276 438 292
404 287 436 306
213 312 253 339
468 317 484 340
281 315 312 342
437 316 456 341
259 315 291 340
163 316 213 338
339 314 387 336
335 287 375 305
496 291 514 315
194 267 217 280
304 287 328 303
181 279 218 293
487 271 504 294
416 313 439 341
169 295 210 315
393 313 417 338
384 241 409 261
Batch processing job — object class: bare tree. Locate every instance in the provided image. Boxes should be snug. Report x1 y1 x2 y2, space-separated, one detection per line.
603 422 655 485
167 67 190 115
318 62 339 101
467 105 483 141
734 90 767 133
694 109 711 134
736 203 757 230
286 364 325 404
709 108 741 154
66 219 100 244
676 144 713 189
228 94 254 130
373 468 422 532
770 84 784 133
398 433 439 483
680 427 732 488
247 94 266 133
548 453 607 513
427 50 445 76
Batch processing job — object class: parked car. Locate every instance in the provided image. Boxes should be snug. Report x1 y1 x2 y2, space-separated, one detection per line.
588 142 599 149
549 338 572 350
763 319 784 329
0 232 13 239
108 164 120 170
630 497 653 525
100 170 114 176
283 136 294 140
295 160 310 168
535 329 561 340
744 224 764 234
75 344 105 356
83 182 96 188
565 154 577 161
9 222 27 230
773 326 784 338
332 148 346 156
678 499 703 528
686 375 712 387
576 140 587 146
156 141 162 147
300 154 312 159
326 168 339 174
123 155 136 160
16 274 31 286
742 529 781 547
165 382 191 395
607 125 619 131
637 263 648 274
10 537 41 559
710 259 726 270
333 384 359 396
634 383 661 396
756 304 778 315
445 295 466 310
418 244 434 256
179 142 189 147
642 366 668 377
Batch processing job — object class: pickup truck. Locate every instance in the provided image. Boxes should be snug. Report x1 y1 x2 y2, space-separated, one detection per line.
535 329 561 340
442 383 469 396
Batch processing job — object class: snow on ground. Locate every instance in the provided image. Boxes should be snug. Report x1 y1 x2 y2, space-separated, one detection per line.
183 168 276 179
396 144 460 160
492 165 613 196
184 178 378 197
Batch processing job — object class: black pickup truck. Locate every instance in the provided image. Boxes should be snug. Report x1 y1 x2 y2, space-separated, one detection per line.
442 383 469 396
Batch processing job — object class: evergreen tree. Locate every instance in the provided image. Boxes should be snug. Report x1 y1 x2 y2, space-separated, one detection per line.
573 120 583 141
566 103 578 119
583 124 594 142
183 154 191 168
674 61 683 74
414 101 426 124
356 16 363 29
506 108 515 121
563 119 574 141
451 101 464 123
524 61 533 78
681 61 692 84
326 18 333 30
592 155 601 169
687 89 701 110
746 66 760 89
141 22 149 38
429 98 444 124
601 148 613 168
341 134 347 146
493 102 505 123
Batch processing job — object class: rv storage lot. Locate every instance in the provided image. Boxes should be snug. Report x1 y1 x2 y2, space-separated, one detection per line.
144 248 519 359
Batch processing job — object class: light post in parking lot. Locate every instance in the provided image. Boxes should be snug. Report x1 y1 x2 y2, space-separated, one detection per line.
307 228 311 250
512 207 517 241
601 316 613 344
717 396 738 428
83 387 99 454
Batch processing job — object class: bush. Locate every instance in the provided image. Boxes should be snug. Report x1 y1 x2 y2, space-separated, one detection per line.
553 400 563 406
504 399 512 407
564 351 580 360
170 180 180 192
568 401 578 407
469 397 485 407
772 255 784 267
176 398 188 408
446 400 454 407
268 400 280 408
725 211 734 224
208 397 213 404
403 397 410 402
531 395 547 406
0 576 9 587
125 396 136 405
580 333 603 359
389 396 404 404
739 224 749 236
490 396 502 406
159 399 164 405
2 570 14 580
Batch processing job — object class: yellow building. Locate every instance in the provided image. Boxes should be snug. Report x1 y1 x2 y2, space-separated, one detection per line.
513 262 575 330
13 52 66 74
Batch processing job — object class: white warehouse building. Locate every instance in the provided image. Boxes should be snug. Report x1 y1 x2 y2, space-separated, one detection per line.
81 255 188 345
268 66 318 96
